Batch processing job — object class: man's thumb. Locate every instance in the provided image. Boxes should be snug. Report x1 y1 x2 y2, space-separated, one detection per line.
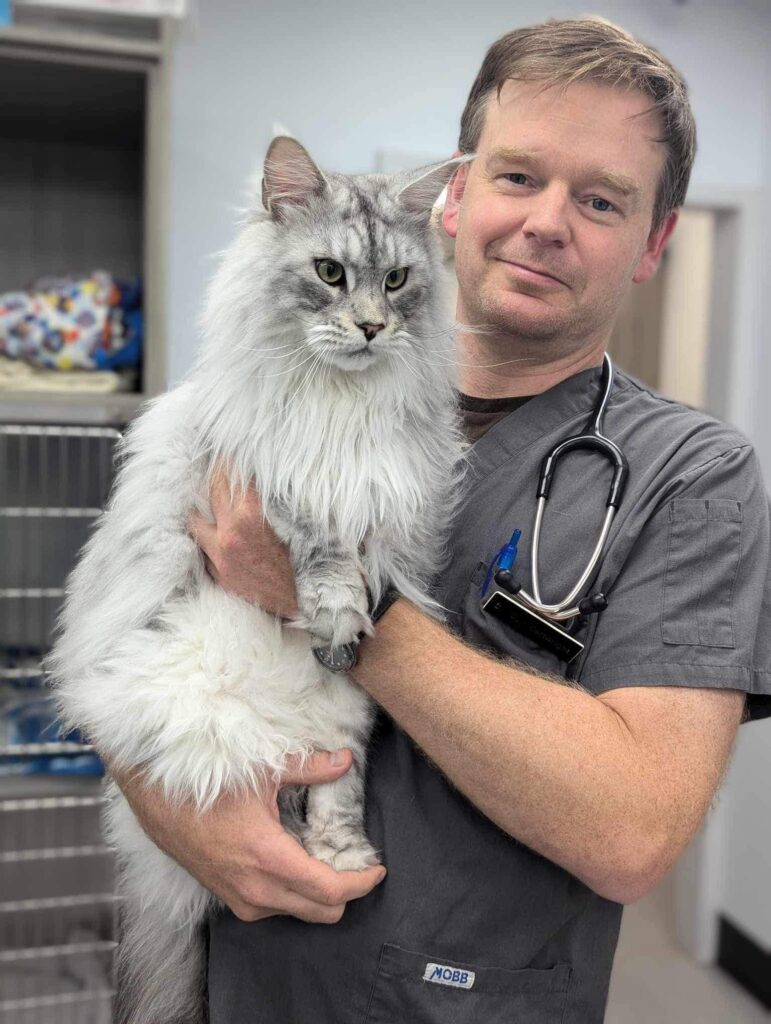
280 749 353 787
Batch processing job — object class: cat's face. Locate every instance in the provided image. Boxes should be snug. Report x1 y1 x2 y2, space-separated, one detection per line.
259 139 462 374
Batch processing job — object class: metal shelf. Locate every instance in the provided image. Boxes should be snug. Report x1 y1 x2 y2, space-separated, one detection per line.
0 391 145 426
0 22 163 62
0 938 116 963
0 990 113 1014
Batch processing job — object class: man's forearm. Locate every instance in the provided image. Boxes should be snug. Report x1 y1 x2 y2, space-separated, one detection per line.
352 599 660 903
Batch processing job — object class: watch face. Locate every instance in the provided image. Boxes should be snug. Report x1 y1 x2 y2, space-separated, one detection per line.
314 642 356 673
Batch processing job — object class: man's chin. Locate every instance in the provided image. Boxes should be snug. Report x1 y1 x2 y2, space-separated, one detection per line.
470 293 572 341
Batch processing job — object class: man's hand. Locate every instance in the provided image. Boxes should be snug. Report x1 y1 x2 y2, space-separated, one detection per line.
188 468 298 618
114 749 386 923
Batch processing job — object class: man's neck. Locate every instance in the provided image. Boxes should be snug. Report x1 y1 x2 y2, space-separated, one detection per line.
457 332 607 399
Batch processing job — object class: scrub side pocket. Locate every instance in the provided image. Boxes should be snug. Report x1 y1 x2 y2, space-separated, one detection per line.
662 498 742 648
363 944 572 1024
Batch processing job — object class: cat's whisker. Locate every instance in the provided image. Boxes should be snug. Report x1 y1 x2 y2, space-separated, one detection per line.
455 320 502 337
241 350 321 381
291 349 327 405
397 335 538 371
391 348 424 386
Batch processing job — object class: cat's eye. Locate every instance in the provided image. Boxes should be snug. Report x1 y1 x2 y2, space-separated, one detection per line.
316 259 346 287
384 267 408 291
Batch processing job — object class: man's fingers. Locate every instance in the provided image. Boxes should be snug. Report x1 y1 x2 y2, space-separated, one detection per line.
230 892 346 926
208 467 263 524
266 832 386 905
187 509 218 551
208 467 237 522
280 749 353 787
286 858 387 907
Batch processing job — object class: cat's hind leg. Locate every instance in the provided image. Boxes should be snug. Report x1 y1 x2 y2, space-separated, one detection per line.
277 783 307 843
300 690 380 871
302 747 380 870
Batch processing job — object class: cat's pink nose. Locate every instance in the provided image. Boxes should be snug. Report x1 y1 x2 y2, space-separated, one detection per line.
357 322 385 342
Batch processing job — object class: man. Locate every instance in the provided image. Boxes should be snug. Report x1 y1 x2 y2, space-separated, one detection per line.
122 16 771 1022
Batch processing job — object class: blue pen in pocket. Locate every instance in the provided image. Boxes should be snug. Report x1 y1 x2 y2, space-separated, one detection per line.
481 529 521 597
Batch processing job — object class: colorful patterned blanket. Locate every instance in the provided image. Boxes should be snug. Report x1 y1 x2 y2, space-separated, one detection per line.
0 270 142 371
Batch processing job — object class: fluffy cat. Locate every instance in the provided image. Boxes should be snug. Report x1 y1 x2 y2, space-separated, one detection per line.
48 137 465 1024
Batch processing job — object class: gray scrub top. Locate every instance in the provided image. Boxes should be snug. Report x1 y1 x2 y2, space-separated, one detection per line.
208 364 771 1024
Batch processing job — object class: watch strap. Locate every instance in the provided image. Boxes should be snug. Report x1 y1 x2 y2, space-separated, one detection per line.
369 585 399 623
312 586 399 674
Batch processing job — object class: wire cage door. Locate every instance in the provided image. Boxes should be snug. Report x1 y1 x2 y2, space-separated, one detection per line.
0 425 120 1024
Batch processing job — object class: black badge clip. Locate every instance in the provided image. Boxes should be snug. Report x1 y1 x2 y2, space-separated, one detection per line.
482 585 585 664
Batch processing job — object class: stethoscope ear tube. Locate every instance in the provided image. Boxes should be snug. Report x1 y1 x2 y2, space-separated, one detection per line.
537 352 629 508
537 435 628 508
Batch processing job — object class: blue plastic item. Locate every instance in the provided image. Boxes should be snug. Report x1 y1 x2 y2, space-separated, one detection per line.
481 529 522 597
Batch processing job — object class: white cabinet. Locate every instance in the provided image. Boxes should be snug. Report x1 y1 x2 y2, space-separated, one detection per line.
0 5 171 425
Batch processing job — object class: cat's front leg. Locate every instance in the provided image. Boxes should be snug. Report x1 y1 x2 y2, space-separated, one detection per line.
270 506 371 648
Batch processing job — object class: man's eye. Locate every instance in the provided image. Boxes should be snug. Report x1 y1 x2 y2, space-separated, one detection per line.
589 197 615 213
503 173 529 186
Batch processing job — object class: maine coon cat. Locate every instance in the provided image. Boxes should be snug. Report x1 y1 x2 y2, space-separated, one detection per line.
48 136 466 1024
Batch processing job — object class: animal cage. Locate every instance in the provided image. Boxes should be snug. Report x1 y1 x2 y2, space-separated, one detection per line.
0 425 120 1024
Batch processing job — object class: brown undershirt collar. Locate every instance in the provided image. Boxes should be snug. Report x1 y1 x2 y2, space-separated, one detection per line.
458 392 534 443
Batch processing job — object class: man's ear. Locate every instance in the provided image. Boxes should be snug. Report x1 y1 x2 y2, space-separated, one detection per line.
441 150 471 240
633 210 679 284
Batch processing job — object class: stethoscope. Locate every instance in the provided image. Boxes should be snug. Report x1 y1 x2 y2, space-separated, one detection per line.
481 353 629 660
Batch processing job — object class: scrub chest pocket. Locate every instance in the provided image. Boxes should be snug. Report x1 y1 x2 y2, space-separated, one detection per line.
363 944 572 1023
662 498 742 648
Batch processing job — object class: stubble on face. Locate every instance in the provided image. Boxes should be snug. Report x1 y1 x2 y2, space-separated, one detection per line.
451 80 665 363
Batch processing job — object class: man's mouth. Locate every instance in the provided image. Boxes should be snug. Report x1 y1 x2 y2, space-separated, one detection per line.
495 258 568 287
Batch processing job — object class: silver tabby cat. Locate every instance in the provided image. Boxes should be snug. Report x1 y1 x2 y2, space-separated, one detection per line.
48 137 466 1024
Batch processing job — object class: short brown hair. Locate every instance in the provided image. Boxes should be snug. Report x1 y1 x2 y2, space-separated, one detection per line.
458 17 697 229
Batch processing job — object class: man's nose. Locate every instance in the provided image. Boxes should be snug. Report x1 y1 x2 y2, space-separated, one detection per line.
356 322 386 342
521 186 572 248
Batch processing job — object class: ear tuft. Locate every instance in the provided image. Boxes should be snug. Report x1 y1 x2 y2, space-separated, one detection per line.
262 137 326 222
396 155 474 216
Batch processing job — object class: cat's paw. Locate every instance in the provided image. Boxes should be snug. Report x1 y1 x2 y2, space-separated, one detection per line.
308 603 373 649
303 829 381 871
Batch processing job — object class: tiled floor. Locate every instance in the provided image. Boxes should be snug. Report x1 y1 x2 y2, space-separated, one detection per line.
606 873 769 1022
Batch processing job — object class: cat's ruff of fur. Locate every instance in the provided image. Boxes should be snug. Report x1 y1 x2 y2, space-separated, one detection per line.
48 139 465 1024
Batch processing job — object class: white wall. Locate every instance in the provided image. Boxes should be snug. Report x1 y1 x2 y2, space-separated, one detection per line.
165 0 771 950
165 0 771 386
718 9 771 952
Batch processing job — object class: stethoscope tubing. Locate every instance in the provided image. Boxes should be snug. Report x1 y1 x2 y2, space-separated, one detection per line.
520 353 628 621
524 502 616 619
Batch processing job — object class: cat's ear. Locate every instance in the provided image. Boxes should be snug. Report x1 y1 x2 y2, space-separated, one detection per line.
262 136 326 221
396 155 474 216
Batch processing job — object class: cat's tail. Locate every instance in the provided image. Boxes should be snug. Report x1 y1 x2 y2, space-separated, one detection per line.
114 904 209 1024
106 784 214 1024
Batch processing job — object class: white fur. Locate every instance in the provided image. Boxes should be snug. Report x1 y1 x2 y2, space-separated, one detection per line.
48 167 463 1024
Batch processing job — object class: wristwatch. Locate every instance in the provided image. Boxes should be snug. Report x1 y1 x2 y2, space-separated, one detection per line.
312 586 399 674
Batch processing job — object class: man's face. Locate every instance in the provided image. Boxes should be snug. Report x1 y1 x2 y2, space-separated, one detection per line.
443 80 677 352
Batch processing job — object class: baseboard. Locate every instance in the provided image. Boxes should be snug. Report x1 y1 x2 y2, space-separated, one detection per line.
717 915 771 1009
